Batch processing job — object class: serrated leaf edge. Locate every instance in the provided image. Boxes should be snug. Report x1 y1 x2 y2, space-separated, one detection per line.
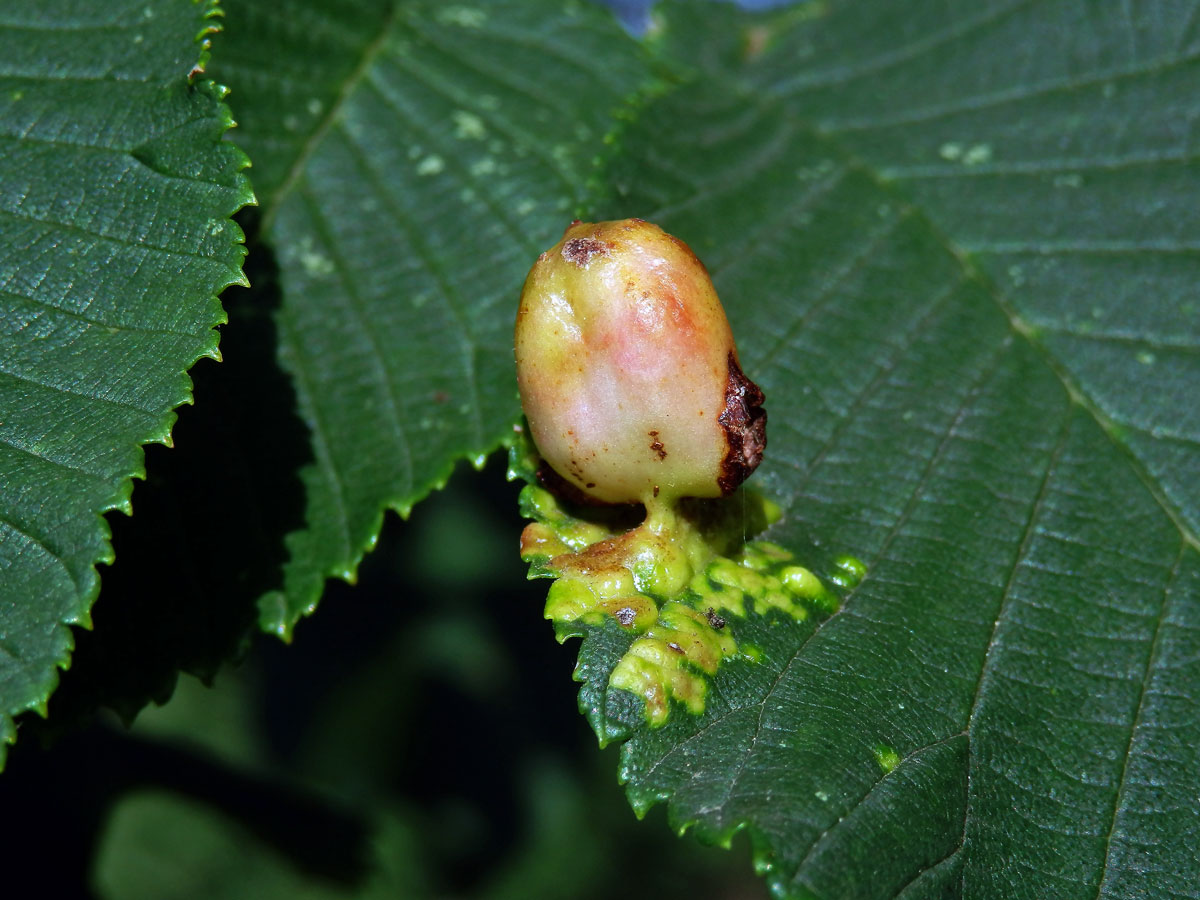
0 0 255 768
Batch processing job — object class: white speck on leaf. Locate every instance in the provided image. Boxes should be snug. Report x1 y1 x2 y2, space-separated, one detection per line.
962 143 992 165
939 141 963 161
436 6 487 27
470 157 498 176
297 240 334 276
417 155 445 176
452 110 487 141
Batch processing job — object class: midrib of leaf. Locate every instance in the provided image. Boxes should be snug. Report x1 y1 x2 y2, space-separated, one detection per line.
953 411 1075 890
294 180 416 492
1094 542 1185 895
823 146 1200 556
321 120 487 450
257 5 403 231
771 329 1024 892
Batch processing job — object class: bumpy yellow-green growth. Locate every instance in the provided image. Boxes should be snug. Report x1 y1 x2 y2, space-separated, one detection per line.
513 219 850 726
515 218 766 507
515 471 849 726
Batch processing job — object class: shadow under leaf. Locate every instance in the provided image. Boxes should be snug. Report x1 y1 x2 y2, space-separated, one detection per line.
26 219 311 737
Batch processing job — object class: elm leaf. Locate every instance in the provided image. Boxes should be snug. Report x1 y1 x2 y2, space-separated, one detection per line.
0 0 251 765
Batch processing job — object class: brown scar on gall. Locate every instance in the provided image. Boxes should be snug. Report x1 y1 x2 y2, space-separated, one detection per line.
561 237 611 268
717 352 767 495
648 430 667 461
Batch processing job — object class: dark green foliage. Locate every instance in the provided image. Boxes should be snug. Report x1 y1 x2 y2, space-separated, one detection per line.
0 0 251 758
2 1 1197 897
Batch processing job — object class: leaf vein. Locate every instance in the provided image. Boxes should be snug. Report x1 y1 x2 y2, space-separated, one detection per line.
790 733 968 892
0 512 76 591
778 0 1036 94
0 288 204 340
777 273 966 482
752 208 907 371
1095 542 1187 897
381 46 580 199
261 1 402 227
276 303 354 561
0 366 156 417
331 121 486 450
359 69 541 258
957 410 1075 883
883 150 1200 181
707 160 848 279
0 206 229 267
296 181 415 496
821 48 1200 133
0 432 109 483
719 332 1015 827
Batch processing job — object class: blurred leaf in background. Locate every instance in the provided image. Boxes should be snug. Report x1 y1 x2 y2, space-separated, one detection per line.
88 461 761 900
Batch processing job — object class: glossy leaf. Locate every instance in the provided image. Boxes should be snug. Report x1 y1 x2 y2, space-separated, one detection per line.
742 0 1200 546
0 0 251 763
521 3 1199 895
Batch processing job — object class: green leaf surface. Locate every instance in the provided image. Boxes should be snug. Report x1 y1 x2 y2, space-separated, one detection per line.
210 0 659 635
741 0 1200 549
527 4 1198 896
197 0 1198 895
0 0 251 762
